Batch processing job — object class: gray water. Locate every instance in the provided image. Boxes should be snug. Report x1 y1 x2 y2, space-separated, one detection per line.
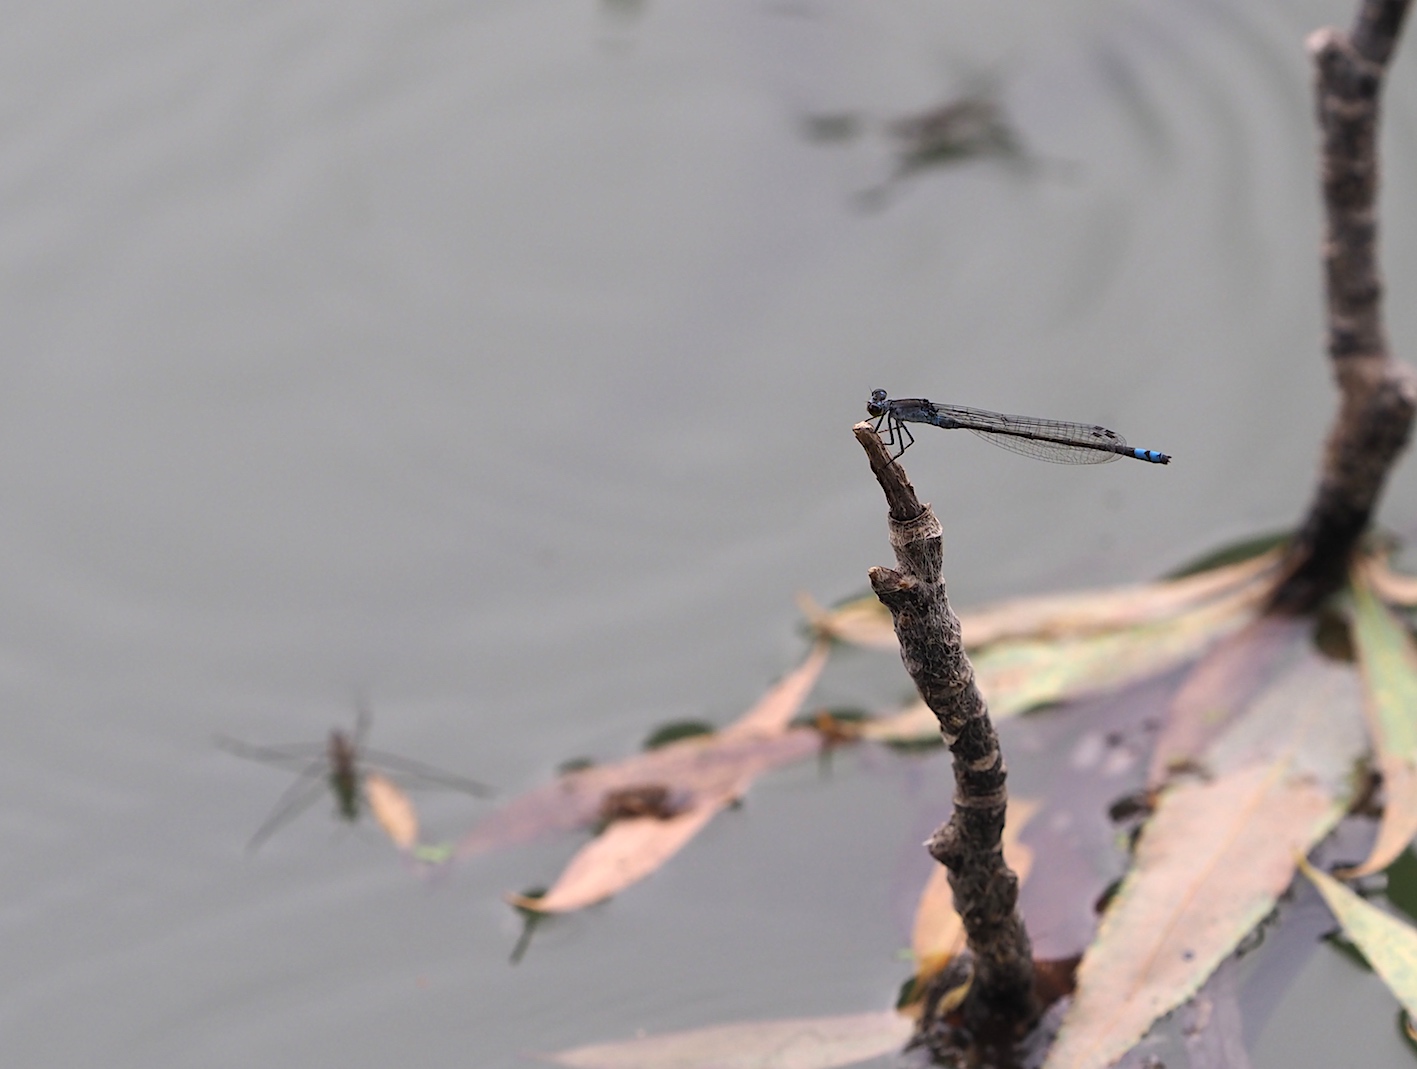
5 1 1417 1066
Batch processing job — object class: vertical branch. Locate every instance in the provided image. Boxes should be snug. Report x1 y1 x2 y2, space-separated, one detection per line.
853 423 1037 1035
1271 0 1417 612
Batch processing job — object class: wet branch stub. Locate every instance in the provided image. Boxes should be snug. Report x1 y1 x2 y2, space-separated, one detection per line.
853 422 1037 1036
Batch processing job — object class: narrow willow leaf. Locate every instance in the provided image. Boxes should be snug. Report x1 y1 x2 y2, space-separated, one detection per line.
1148 615 1311 785
719 642 830 741
1299 856 1417 1020
456 729 821 858
957 549 1278 649
509 789 735 913
1367 557 1417 607
1044 765 1339 1069
1045 653 1367 1069
364 772 418 851
543 1011 913 1069
803 550 1276 654
1340 566 1417 876
862 590 1259 742
457 648 827 859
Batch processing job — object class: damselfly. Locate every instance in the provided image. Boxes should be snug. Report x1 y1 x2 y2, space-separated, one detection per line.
217 706 492 851
866 389 1171 465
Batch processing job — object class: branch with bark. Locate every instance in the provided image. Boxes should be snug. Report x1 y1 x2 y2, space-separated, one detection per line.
1271 0 1416 613
852 423 1037 1041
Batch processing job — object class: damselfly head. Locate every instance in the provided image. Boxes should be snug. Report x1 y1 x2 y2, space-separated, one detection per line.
867 389 889 416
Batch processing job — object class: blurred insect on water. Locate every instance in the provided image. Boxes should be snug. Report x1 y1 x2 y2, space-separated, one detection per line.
217 705 493 852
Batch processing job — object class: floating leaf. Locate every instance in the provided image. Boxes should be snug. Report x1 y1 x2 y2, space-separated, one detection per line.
1044 651 1367 1069
1148 614 1312 785
543 1011 913 1069
456 730 821 858
1339 565 1417 876
365 772 418 850
457 648 827 864
1366 556 1417 607
1300 856 1417 1019
718 642 830 741
862 589 1260 742
804 550 1277 655
510 788 736 913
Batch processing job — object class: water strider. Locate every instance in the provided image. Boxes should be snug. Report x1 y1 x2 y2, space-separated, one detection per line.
217 706 492 851
866 389 1171 465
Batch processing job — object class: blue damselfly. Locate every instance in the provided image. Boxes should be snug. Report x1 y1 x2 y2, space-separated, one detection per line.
866 389 1171 465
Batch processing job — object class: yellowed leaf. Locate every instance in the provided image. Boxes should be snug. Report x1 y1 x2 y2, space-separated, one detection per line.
458 729 820 859
803 550 1277 655
1366 556 1417 607
501 647 831 909
958 549 1279 649
545 1011 914 1069
1338 565 1417 876
1046 648 1367 1069
510 789 737 913
719 642 830 741
911 799 1038 987
1300 856 1417 1020
457 643 830 864
862 590 1259 742
797 592 899 650
1148 615 1311 786
1044 764 1338 1069
364 771 419 851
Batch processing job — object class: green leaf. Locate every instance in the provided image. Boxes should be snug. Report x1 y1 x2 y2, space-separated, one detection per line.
1300 857 1417 1021
1340 567 1417 876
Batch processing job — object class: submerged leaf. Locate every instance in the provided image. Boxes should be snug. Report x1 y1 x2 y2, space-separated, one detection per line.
1340 566 1417 876
1045 650 1367 1069
365 772 419 850
543 1011 913 1069
1300 856 1417 1020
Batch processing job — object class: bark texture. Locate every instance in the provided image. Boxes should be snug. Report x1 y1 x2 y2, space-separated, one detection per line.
853 423 1037 1036
1272 0 1417 612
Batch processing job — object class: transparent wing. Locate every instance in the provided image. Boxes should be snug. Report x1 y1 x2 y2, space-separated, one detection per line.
943 405 1126 465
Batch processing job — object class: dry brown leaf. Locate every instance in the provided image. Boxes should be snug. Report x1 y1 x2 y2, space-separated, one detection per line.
910 799 1039 990
365 772 419 851
509 787 737 913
